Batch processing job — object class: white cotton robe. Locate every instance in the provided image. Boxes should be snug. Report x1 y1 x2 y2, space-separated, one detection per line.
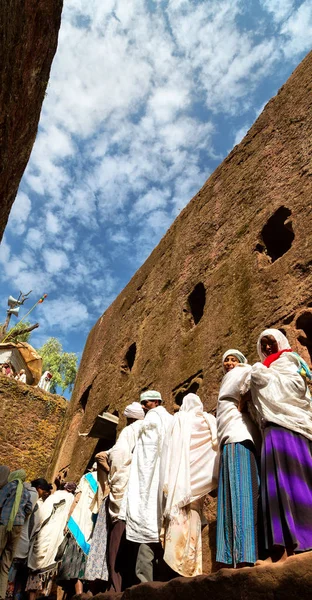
108 419 143 521
28 490 74 571
249 352 312 439
217 364 259 448
124 405 173 544
159 394 219 576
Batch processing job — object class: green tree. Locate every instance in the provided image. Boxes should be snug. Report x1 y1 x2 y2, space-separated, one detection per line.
38 338 78 395
0 320 39 343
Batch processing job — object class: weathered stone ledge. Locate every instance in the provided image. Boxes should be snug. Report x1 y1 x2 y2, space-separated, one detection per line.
78 552 312 600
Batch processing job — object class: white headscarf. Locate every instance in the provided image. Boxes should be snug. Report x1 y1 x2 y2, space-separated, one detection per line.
222 349 247 373
160 393 219 519
256 328 291 362
123 402 144 420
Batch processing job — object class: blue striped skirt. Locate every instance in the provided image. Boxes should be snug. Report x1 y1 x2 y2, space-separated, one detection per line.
262 424 312 552
216 441 259 566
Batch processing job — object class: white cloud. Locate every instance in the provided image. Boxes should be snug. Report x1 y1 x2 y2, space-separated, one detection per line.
0 238 11 265
281 1 312 57
260 0 294 23
46 211 60 234
40 297 90 332
25 228 45 249
1 0 310 354
43 249 69 273
133 188 171 217
7 192 31 235
233 123 251 147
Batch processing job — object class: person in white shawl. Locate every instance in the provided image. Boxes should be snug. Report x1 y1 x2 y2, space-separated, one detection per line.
160 393 219 577
58 471 98 594
121 390 173 583
106 401 144 592
248 329 312 565
216 349 260 567
26 488 75 600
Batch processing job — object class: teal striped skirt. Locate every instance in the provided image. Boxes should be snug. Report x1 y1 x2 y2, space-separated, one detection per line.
216 441 259 566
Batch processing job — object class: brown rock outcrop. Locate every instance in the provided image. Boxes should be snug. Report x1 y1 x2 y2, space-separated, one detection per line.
79 552 312 600
0 376 67 480
0 0 63 240
52 50 312 488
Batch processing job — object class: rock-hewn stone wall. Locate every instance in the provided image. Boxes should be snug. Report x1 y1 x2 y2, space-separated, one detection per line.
0 376 67 480
82 552 312 600
52 51 312 487
0 0 63 241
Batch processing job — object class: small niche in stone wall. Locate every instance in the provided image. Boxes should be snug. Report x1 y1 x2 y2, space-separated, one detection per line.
183 282 206 329
255 206 294 264
172 370 203 406
296 311 312 362
121 342 137 373
80 384 92 412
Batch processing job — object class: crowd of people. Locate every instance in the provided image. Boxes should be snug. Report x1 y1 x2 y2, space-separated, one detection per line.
0 327 312 600
0 365 53 390
0 365 26 383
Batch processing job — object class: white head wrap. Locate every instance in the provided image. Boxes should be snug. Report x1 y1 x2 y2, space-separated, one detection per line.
222 349 247 372
123 401 145 420
257 328 290 361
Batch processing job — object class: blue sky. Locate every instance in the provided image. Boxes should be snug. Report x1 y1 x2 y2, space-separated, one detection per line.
0 0 311 368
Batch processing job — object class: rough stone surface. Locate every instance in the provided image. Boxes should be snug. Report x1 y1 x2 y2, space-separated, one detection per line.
0 376 67 480
50 51 312 574
0 0 63 241
79 552 312 600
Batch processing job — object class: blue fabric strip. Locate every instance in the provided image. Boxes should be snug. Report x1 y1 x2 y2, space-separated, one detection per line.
85 472 98 494
67 516 91 555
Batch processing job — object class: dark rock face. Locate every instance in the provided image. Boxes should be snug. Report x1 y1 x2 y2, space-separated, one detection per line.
0 0 63 241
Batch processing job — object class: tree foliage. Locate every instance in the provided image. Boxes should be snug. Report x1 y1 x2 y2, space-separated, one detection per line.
6 321 33 342
38 338 78 395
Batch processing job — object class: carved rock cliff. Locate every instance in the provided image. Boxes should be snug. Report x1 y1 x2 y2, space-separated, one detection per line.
52 51 312 487
0 0 63 240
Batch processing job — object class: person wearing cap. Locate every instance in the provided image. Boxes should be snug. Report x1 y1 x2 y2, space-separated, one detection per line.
121 390 173 583
93 401 144 592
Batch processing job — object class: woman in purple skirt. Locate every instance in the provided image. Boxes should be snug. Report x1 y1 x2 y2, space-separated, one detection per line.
249 328 312 564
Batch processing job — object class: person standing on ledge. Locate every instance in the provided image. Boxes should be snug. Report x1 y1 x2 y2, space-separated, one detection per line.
106 401 145 592
216 349 260 568
160 393 219 577
249 329 312 565
121 390 173 583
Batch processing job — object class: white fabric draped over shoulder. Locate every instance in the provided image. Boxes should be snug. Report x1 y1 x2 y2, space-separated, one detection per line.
124 405 173 544
160 394 219 520
217 364 259 448
108 419 143 521
67 472 98 555
27 490 74 571
249 352 312 439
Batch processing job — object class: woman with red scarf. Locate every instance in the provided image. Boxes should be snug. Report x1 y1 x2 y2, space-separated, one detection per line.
249 328 312 564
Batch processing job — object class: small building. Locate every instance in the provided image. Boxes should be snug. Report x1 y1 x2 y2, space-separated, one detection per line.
0 342 42 385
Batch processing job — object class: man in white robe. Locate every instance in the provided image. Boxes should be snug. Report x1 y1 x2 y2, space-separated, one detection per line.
122 390 173 583
107 402 144 591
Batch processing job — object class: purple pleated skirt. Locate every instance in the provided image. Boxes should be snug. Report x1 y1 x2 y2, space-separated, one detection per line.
262 423 312 552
